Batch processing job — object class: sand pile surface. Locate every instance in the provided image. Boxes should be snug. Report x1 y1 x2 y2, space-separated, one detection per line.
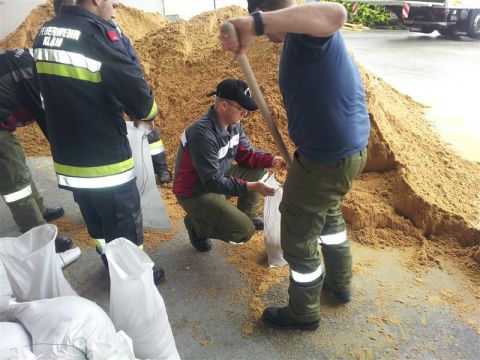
0 1 166 50
3 4 479 272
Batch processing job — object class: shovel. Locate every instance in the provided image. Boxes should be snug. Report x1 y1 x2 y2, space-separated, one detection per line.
221 22 292 167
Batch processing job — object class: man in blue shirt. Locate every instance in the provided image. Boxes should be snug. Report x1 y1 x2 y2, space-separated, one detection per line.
221 0 370 330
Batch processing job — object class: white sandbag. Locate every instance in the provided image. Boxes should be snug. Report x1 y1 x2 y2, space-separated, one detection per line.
0 260 14 321
263 175 287 267
0 224 77 301
0 322 32 357
105 238 180 360
90 330 136 360
1 347 38 360
11 296 118 359
126 121 172 231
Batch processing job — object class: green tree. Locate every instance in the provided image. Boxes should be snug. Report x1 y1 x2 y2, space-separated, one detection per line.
324 1 392 26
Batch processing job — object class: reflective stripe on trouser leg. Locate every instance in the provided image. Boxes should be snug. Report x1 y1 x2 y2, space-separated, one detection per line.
288 264 325 323
2 184 32 203
93 238 107 254
320 231 352 294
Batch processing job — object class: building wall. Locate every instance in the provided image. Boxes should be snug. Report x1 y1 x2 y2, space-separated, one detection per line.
0 0 45 39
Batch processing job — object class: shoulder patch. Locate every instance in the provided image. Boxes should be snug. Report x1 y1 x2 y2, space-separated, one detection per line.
107 31 120 42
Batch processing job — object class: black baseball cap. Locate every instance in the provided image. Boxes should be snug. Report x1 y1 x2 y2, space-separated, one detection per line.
207 79 258 111
247 0 264 13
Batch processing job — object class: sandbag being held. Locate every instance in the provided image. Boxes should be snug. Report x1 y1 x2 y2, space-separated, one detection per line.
263 175 287 267
105 238 180 360
0 224 77 301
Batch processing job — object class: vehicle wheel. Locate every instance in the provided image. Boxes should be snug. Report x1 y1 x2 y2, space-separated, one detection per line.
419 26 435 34
438 27 456 36
468 10 480 39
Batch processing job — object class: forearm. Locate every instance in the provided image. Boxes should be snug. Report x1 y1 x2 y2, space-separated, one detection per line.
204 176 247 196
262 3 347 37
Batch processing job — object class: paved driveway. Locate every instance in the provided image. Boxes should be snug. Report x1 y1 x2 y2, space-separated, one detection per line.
342 30 480 163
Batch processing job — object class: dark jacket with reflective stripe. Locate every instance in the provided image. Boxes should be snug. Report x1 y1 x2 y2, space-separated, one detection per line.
32 6 156 179
173 106 274 198
0 49 47 135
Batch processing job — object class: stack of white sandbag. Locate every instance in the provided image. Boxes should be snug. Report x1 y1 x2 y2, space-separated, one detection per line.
0 225 180 359
0 225 136 359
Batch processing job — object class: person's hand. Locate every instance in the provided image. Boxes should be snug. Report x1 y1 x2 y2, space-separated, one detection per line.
219 16 256 58
133 119 154 131
271 156 286 170
247 181 275 196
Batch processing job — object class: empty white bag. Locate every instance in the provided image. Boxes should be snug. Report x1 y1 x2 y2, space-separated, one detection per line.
0 224 77 301
263 175 287 267
104 238 180 360
11 296 120 359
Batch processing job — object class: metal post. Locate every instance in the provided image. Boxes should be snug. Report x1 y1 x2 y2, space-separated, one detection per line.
213 0 217 9
162 0 166 17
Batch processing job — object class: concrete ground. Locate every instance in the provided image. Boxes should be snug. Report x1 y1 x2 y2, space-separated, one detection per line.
1 157 479 359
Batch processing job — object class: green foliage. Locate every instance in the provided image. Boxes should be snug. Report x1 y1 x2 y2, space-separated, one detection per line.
324 1 392 27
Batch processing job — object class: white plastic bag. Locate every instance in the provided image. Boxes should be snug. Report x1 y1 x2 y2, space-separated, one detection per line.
0 224 77 301
0 260 14 321
263 175 287 267
0 322 32 357
90 330 136 360
56 247 81 269
126 121 172 231
104 238 180 360
11 296 119 359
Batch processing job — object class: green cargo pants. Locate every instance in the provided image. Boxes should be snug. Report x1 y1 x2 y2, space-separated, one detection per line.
280 149 367 322
177 165 267 244
0 130 47 232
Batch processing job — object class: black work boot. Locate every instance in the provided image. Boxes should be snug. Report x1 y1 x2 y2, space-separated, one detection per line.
153 264 166 285
263 306 320 331
251 216 264 230
322 282 352 304
184 216 212 252
152 151 172 185
55 236 73 253
43 207 65 221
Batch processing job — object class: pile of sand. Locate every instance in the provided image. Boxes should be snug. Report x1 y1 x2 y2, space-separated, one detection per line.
2 2 479 289
0 1 166 50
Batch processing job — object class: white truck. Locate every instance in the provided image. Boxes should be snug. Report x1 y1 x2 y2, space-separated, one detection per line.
346 0 480 38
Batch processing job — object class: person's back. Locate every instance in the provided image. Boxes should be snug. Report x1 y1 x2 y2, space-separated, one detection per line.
33 4 156 188
32 0 164 284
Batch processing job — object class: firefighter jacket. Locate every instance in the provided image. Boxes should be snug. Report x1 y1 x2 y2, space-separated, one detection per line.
0 49 47 135
32 6 157 190
173 106 274 199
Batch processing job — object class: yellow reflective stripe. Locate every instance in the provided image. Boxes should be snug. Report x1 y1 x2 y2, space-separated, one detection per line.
36 62 102 83
92 238 106 248
57 168 135 189
3 185 32 203
149 139 165 155
54 158 134 177
145 99 157 120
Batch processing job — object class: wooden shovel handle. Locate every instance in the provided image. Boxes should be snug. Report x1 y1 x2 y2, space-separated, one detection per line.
221 22 292 167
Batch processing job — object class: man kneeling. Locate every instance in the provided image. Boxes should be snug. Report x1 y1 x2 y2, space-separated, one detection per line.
173 79 284 251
